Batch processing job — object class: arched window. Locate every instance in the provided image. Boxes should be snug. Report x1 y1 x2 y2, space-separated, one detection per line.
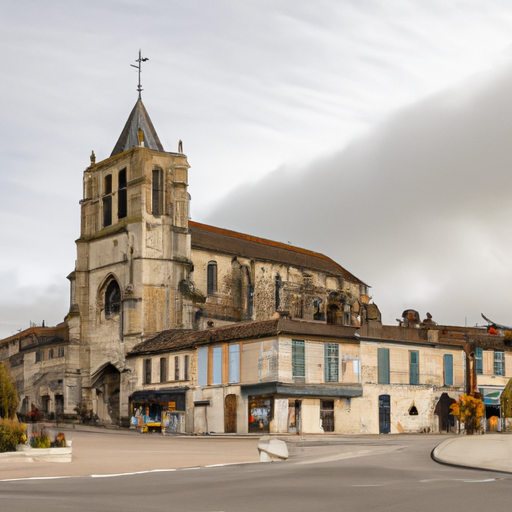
105 280 121 318
207 261 217 295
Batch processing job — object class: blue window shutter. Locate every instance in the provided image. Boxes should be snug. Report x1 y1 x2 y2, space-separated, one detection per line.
213 346 223 385
444 354 453 386
475 347 483 375
229 344 240 383
198 347 208 386
378 348 390 384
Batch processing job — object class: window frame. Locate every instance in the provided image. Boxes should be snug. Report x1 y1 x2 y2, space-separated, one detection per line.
494 350 505 376
324 343 339 383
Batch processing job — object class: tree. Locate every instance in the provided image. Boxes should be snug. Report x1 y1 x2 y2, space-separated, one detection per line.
0 362 18 419
450 394 485 434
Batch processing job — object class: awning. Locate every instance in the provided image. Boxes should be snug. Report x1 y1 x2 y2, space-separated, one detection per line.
241 381 362 398
479 387 503 406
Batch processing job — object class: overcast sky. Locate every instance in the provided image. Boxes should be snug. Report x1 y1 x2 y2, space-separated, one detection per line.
3 1 512 337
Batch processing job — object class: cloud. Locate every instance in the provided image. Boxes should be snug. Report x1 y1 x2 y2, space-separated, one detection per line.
205 63 512 327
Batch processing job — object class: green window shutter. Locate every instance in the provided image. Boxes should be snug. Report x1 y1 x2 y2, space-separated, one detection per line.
409 350 419 385
378 348 390 384
292 340 305 378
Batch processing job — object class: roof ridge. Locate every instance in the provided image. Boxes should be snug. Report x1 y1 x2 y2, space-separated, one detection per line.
189 220 366 285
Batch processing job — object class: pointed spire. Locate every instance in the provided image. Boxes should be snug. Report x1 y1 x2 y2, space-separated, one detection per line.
110 98 164 157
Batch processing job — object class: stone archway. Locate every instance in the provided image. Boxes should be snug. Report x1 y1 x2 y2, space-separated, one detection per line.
91 363 121 425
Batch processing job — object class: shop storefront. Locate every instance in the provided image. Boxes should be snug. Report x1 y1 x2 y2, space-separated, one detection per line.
129 388 188 434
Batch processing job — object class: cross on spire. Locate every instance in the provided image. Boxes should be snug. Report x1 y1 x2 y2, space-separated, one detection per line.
131 50 149 99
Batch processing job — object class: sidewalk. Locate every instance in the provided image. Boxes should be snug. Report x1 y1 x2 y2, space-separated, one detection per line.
432 433 512 473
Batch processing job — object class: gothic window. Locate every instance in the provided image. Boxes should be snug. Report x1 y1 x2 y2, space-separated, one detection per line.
275 274 281 310
152 169 163 215
105 280 121 318
103 174 113 227
207 261 218 295
118 168 127 219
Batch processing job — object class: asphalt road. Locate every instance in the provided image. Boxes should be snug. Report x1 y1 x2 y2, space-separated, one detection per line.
1 435 510 512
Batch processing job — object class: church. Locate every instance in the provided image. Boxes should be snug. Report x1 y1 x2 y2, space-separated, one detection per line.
0 89 369 430
4 80 510 435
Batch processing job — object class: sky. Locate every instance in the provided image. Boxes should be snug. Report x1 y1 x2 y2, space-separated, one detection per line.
3 1 512 337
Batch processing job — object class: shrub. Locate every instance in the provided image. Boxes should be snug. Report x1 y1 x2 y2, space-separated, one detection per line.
450 394 485 434
30 428 51 449
0 362 18 419
0 418 27 452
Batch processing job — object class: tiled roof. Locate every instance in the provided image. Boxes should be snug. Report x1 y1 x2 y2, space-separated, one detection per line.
127 318 358 356
110 99 164 156
189 221 366 285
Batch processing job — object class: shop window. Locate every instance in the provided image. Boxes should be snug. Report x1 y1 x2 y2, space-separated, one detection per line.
292 340 305 379
320 400 335 432
144 358 152 384
152 169 163 215
475 347 483 375
160 358 167 383
207 261 217 295
213 346 222 385
378 348 390 384
174 355 180 380
105 280 121 318
118 168 127 219
494 351 505 376
197 347 207 386
409 350 419 385
324 343 339 383
184 355 190 381
444 354 453 386
229 344 240 383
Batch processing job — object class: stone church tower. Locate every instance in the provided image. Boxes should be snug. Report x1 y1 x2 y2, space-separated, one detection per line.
66 97 192 423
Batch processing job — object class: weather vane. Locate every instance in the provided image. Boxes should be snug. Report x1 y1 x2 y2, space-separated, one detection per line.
131 50 149 99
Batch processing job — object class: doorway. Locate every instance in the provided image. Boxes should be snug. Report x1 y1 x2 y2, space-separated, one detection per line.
379 394 390 434
224 394 237 433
